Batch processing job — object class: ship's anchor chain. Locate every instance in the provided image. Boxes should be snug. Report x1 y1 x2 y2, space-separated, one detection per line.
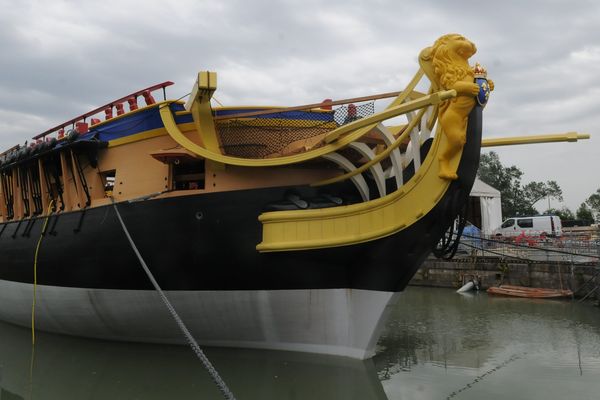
433 197 469 260
111 198 236 400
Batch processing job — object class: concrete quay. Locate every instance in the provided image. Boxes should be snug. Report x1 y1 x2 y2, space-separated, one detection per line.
410 256 600 301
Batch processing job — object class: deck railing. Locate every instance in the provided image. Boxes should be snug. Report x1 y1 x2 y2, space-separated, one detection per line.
32 81 174 141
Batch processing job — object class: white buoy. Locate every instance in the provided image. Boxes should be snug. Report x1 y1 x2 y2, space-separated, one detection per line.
457 281 475 293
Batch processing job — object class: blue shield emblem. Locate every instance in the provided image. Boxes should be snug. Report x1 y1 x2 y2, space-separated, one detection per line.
475 77 490 107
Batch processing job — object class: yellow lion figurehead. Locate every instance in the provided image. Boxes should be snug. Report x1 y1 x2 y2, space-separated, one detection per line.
419 34 481 180
422 34 477 90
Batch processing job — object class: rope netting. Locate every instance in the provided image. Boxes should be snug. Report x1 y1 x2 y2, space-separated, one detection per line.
215 102 375 158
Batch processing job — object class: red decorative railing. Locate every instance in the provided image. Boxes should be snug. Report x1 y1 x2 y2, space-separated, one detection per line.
32 81 174 140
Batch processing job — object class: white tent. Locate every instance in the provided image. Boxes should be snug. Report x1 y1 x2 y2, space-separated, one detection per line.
470 178 502 235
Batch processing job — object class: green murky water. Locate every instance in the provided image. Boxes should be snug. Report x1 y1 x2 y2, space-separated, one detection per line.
1 287 599 399
374 287 600 400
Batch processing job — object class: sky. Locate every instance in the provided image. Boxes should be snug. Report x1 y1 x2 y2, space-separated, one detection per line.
1 0 598 212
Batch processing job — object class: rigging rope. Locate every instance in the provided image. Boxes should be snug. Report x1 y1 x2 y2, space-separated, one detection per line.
433 202 469 260
111 199 236 400
30 200 55 400
31 200 55 344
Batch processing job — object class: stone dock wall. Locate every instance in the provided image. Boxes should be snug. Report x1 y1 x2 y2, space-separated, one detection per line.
410 257 600 301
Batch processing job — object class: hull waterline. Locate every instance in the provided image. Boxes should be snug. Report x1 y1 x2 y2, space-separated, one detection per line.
0 281 399 359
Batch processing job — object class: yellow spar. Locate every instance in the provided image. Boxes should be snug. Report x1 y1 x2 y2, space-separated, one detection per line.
481 132 590 147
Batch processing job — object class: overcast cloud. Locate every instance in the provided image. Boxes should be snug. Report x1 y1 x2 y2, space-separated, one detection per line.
1 0 599 212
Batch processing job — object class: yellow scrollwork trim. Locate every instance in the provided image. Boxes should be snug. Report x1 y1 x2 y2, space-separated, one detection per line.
158 89 456 167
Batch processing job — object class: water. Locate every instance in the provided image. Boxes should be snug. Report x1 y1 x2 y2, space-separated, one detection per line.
1 287 599 399
374 287 600 400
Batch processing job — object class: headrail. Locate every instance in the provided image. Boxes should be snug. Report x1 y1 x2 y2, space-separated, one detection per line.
159 88 455 167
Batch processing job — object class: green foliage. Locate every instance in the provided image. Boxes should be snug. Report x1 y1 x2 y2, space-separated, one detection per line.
478 152 526 216
544 207 574 221
477 151 563 217
585 188 600 220
576 203 594 222
523 181 563 206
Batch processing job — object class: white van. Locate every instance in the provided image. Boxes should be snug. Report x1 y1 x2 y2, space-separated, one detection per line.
494 215 562 237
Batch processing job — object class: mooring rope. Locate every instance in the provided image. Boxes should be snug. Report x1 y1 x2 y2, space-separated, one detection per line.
445 352 525 400
111 199 236 400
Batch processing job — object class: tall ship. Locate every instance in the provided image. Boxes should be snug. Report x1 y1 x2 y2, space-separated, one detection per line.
0 34 503 359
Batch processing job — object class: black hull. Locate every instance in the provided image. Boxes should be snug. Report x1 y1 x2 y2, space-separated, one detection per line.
0 108 482 293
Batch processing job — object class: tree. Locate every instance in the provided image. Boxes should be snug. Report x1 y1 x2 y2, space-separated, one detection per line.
478 152 525 217
477 151 564 217
576 203 594 222
544 207 574 221
522 181 563 210
585 188 600 220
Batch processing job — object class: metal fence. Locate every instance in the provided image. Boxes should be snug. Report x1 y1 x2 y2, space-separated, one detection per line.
457 231 600 264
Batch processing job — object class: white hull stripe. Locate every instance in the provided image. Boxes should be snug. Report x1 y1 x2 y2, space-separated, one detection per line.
0 279 399 359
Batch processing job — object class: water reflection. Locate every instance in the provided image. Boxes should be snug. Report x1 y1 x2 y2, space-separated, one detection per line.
0 321 387 400
374 287 600 400
1 287 599 399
